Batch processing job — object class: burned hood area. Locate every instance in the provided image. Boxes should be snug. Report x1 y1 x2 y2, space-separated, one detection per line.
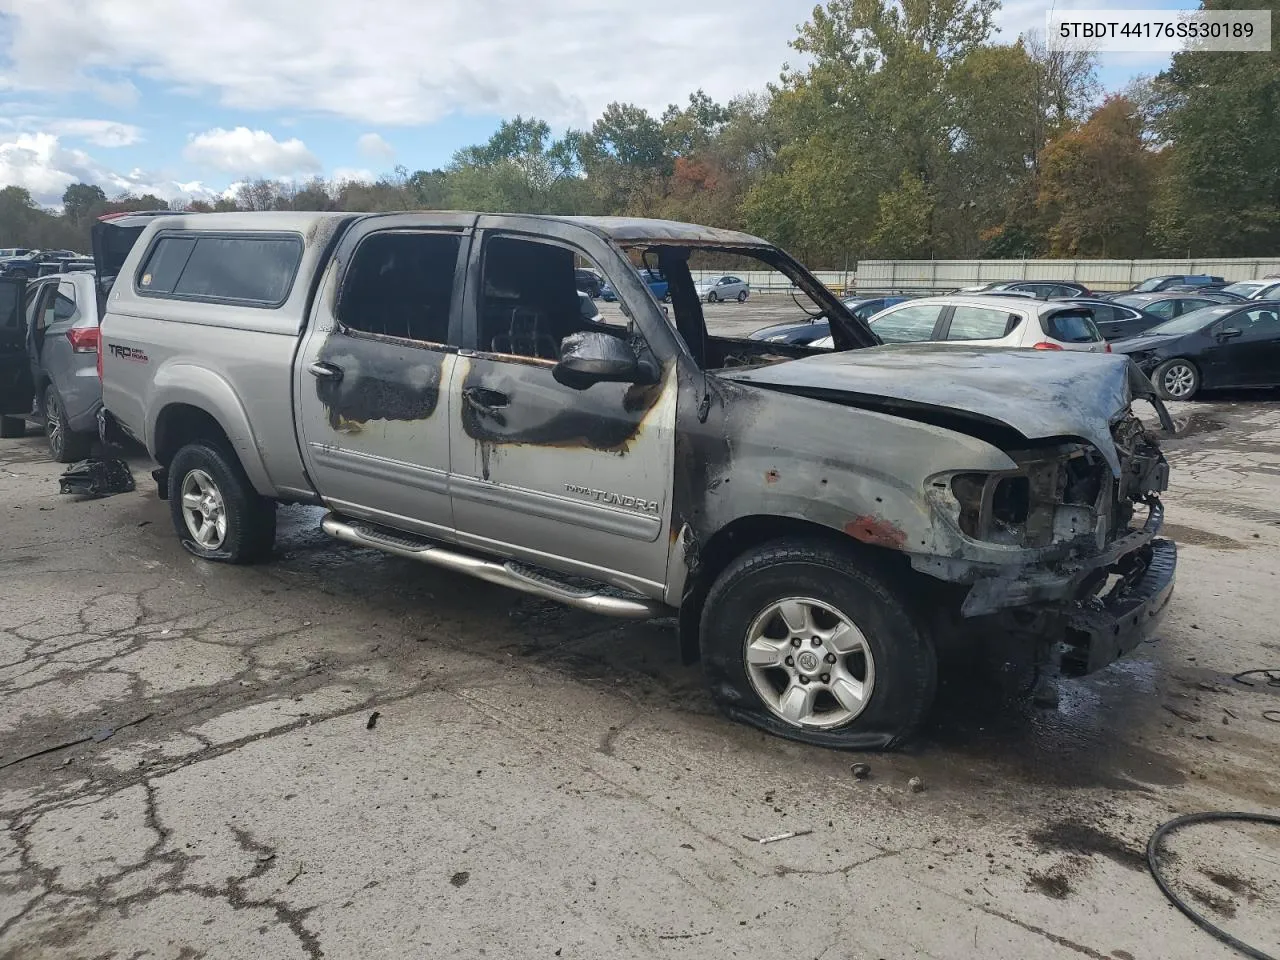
720 344 1172 474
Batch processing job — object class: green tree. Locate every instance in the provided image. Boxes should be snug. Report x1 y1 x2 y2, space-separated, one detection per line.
61 183 108 223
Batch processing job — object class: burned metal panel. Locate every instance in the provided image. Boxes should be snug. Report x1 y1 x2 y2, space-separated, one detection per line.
313 332 446 430
721 345 1146 474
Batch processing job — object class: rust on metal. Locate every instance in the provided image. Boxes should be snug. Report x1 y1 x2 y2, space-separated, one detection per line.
844 515 908 550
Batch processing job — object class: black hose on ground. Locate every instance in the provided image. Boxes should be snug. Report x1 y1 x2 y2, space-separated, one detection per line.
1147 811 1280 960
1231 668 1280 687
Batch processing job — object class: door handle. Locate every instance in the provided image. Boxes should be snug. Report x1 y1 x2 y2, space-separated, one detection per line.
463 387 509 408
308 361 343 381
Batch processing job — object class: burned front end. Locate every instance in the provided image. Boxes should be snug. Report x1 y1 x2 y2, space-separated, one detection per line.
919 411 1175 677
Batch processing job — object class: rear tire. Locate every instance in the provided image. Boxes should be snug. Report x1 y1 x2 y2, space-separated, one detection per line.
44 384 92 463
699 538 936 750
167 441 276 564
737 290 748 302
0 415 25 438
1153 358 1200 401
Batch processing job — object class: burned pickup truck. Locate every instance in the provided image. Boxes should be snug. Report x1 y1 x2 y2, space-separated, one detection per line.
96 212 1175 749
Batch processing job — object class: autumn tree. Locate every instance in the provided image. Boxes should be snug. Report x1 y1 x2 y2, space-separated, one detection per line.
1037 97 1152 257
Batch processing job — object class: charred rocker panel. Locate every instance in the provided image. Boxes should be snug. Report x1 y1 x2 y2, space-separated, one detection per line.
458 356 664 453
314 331 447 429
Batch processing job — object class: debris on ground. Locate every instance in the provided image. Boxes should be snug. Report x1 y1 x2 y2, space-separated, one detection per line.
1163 704 1202 723
450 871 470 887
366 711 381 730
58 458 136 497
286 862 305 885
745 830 813 845
0 713 152 769
850 762 871 780
908 777 925 793
1231 667 1280 688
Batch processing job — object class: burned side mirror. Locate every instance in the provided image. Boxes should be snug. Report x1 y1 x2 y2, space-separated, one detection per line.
553 331 641 390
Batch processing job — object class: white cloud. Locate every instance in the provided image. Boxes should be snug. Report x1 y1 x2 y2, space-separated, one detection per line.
0 130 219 207
331 167 375 184
0 0 822 126
183 126 320 176
357 132 395 161
46 119 143 147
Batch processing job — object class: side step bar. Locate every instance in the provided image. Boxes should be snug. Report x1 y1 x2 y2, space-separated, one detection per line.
320 513 667 620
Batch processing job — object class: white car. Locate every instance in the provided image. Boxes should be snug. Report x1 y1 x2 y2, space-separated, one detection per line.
1221 279 1280 300
577 290 603 324
810 295 1108 353
696 275 750 303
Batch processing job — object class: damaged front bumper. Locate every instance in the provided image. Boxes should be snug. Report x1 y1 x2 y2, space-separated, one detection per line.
915 497 1176 677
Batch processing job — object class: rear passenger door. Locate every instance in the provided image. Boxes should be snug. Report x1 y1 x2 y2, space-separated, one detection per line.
295 215 473 540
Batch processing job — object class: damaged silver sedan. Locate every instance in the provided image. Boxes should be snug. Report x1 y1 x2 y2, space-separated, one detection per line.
96 211 1175 750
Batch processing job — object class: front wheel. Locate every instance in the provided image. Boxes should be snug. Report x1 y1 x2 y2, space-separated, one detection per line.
1153 358 1200 401
167 441 276 563
699 539 936 750
707 291 719 303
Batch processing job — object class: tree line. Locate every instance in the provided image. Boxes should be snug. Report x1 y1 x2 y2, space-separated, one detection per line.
2 0 1275 266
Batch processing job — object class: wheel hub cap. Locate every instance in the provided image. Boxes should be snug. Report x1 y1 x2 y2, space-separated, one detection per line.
744 597 876 730
180 469 228 550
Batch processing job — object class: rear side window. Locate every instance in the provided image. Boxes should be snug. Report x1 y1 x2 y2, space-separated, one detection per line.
946 306 1017 340
1043 310 1101 343
137 234 302 307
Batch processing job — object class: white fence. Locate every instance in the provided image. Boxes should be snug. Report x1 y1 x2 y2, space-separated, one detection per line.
853 258 1280 293
688 258 1280 296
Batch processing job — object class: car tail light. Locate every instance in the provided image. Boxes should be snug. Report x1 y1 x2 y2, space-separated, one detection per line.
1032 341 1064 350
66 326 99 354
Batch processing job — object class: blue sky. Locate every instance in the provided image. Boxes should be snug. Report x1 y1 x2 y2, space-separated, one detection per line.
0 0 1176 208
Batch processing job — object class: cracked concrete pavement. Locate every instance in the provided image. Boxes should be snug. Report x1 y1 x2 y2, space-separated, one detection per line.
2 395 1279 960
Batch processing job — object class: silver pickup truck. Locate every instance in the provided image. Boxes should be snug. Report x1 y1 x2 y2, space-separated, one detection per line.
97 211 1176 749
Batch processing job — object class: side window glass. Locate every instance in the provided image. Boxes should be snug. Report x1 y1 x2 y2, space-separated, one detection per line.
946 306 1016 340
138 237 197 295
1148 300 1175 320
1241 308 1280 339
338 232 462 345
23 284 47 330
51 290 77 324
871 304 941 343
174 237 299 304
478 236 632 361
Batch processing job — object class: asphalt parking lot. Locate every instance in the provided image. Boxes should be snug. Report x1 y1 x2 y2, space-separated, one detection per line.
3 319 1279 958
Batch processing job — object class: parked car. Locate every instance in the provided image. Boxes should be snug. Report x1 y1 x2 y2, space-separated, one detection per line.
600 267 668 302
1111 292 1223 322
0 250 81 279
574 268 603 298
749 296 907 345
577 290 603 324
0 272 103 458
1052 297 1165 342
957 280 1017 292
1221 279 1280 300
697 275 750 303
983 280 1093 299
1114 301 1280 400
1125 274 1225 294
96 211 1173 750
1162 284 1244 300
0 248 32 260
810 295 1108 353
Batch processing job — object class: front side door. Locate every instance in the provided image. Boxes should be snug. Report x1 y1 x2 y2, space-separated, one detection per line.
0 277 33 416
295 216 473 540
1215 307 1280 387
448 224 677 593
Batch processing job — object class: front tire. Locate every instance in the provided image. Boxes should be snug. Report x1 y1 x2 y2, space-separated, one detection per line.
699 538 936 750
707 291 719 303
0 415 25 438
44 384 92 463
167 441 276 564
1153 358 1200 400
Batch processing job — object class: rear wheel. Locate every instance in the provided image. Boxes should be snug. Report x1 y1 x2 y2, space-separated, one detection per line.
0 415 24 438
737 290 748 302
1153 358 1200 400
44 384 92 463
167 441 276 563
700 538 936 750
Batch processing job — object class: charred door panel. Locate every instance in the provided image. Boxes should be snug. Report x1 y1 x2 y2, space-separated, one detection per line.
297 330 457 537
449 353 677 592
